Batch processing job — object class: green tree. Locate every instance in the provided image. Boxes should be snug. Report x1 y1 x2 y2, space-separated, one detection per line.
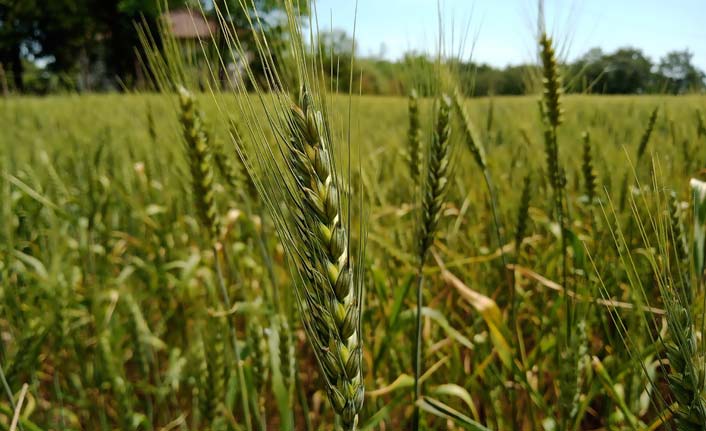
601 48 653 94
0 0 41 91
569 48 606 93
656 50 705 94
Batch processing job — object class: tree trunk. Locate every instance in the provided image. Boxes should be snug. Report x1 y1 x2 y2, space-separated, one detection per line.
0 62 9 96
10 43 23 92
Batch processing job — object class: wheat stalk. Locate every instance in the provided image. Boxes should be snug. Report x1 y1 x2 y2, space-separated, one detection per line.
178 85 252 428
413 94 453 430
539 32 583 428
538 32 568 286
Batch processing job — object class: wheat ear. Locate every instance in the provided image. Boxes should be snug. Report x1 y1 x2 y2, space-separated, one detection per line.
451 89 487 171
178 86 221 240
515 174 532 253
285 89 364 431
581 131 597 204
636 107 659 164
408 89 422 183
696 109 706 139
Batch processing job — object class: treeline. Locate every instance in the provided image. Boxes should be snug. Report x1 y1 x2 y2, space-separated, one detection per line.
326 46 706 97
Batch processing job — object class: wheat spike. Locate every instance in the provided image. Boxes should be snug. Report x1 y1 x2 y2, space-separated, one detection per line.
284 89 364 430
210 132 242 196
582 131 597 204
178 86 221 240
696 109 706 139
515 174 532 252
278 316 296 407
418 95 453 262
451 89 487 171
637 107 659 163
408 89 422 183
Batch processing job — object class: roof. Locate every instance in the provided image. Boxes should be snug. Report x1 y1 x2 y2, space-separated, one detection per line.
165 9 217 39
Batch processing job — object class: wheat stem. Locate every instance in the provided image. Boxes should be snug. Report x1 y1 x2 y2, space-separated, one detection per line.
413 94 453 430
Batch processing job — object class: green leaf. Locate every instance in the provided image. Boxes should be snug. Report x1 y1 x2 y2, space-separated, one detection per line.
430 384 481 421
417 396 492 431
400 306 475 350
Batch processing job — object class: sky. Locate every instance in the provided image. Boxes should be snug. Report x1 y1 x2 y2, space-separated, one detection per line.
313 0 706 70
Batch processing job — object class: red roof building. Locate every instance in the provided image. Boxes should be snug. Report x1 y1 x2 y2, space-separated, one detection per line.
164 9 217 39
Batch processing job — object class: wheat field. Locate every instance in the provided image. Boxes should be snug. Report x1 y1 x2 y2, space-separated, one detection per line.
2 88 706 430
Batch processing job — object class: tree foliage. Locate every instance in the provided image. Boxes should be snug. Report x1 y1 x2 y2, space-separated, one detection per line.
0 0 308 92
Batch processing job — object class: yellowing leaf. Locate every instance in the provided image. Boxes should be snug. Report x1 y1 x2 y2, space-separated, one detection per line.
442 269 513 370
366 374 414 398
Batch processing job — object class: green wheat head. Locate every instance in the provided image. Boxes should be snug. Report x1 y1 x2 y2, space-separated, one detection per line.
452 89 487 171
696 109 706 139
285 90 364 429
636 107 659 163
582 131 597 204
515 174 532 251
178 86 221 241
418 95 453 262
204 1 368 427
539 33 563 131
539 33 564 194
408 89 422 183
